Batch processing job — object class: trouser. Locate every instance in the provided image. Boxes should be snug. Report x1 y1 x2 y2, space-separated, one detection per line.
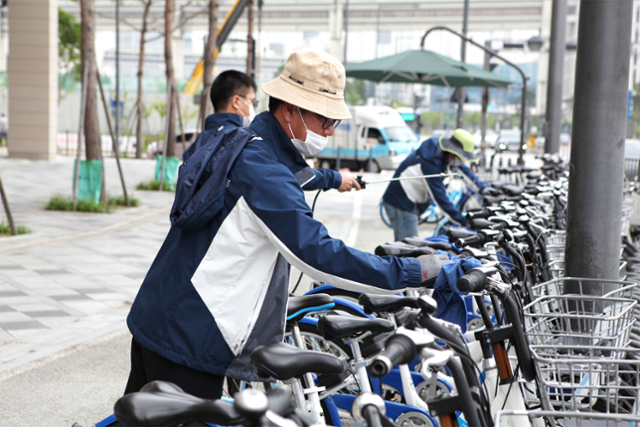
124 337 224 400
383 202 419 241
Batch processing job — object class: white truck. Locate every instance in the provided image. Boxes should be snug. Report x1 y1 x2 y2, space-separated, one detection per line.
314 106 421 172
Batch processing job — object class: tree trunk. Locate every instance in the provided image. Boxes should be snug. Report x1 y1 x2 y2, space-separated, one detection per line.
164 0 176 157
80 0 101 161
136 0 152 159
199 0 218 127
246 0 254 78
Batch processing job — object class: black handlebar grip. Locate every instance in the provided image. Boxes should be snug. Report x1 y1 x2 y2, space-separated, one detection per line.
362 405 384 427
369 334 416 378
356 175 366 189
455 233 486 249
466 209 490 220
457 269 489 293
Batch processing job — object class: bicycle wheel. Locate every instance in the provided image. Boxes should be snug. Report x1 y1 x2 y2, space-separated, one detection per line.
284 322 353 360
380 202 393 228
419 205 444 225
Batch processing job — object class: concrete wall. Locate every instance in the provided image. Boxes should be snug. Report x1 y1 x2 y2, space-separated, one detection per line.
8 0 58 160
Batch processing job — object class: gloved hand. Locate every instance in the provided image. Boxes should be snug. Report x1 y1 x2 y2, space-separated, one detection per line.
417 254 452 288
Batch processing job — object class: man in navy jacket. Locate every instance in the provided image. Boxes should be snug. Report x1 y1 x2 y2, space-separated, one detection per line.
382 129 489 241
184 69 359 192
125 49 448 400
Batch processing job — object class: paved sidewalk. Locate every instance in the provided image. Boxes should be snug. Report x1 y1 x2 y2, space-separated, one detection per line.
0 155 175 374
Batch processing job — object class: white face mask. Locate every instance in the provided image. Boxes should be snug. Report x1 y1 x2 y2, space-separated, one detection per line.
238 97 256 127
449 155 463 168
288 107 329 156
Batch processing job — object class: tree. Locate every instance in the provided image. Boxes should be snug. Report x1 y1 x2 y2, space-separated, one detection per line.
345 79 367 106
58 8 81 103
135 0 153 159
79 0 101 162
199 0 218 129
164 0 177 157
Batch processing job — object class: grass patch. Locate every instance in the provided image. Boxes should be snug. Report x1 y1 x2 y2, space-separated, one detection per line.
45 195 111 213
0 222 31 236
45 194 140 213
136 179 175 192
109 195 139 207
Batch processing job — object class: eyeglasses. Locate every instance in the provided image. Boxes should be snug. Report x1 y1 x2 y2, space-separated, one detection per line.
315 112 341 130
239 95 259 109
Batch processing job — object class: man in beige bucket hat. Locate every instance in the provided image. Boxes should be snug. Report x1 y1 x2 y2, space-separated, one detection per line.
125 48 445 400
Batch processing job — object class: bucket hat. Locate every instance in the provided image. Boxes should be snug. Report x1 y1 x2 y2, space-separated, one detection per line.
262 49 352 120
439 129 478 162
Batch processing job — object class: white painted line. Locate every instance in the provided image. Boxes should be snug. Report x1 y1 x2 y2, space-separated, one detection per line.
346 191 363 247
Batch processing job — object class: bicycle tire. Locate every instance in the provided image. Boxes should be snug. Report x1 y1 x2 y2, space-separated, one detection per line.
379 203 393 228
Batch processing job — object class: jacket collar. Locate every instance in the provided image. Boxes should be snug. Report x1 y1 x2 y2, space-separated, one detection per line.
204 113 243 132
248 112 316 186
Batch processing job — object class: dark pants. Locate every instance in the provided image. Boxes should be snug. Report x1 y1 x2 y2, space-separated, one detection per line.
124 338 224 400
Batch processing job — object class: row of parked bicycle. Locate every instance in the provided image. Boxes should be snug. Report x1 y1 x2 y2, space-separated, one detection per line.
91 154 640 426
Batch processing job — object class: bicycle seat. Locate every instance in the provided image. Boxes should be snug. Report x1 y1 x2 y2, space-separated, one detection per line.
501 185 524 197
358 294 420 314
445 227 476 243
401 237 452 251
114 381 243 426
468 218 494 230
287 294 334 321
488 180 509 189
317 315 395 339
250 342 344 381
483 195 506 206
526 172 542 180
374 243 436 257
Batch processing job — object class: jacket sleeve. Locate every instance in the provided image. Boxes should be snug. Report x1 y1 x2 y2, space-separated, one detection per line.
423 175 467 226
303 168 342 191
245 167 422 294
458 163 488 190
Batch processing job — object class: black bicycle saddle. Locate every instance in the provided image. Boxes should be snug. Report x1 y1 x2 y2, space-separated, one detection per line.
250 342 344 381
317 314 395 339
445 227 476 243
374 242 436 257
501 185 525 197
114 381 243 426
358 294 420 314
287 294 334 320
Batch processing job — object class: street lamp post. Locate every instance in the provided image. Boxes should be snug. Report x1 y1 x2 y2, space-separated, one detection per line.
421 26 529 165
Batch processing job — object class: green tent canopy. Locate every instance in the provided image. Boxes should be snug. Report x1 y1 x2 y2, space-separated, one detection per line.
345 49 514 89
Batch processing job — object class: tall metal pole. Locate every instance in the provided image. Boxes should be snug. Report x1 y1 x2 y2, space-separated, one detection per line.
480 40 491 168
544 0 567 154
115 0 120 161
564 0 634 291
456 0 470 129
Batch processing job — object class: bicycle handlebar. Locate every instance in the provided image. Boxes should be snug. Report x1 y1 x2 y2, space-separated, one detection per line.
369 333 416 377
457 269 489 292
455 233 488 248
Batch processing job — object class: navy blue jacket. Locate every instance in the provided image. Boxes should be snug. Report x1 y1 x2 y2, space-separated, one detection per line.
184 112 342 190
127 111 422 380
382 136 487 226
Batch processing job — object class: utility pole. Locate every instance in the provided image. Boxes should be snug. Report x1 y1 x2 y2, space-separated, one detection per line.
480 40 491 168
564 0 634 292
544 0 567 154
456 0 470 130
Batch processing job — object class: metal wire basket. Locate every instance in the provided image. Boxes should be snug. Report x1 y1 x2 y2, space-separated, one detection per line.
547 231 566 247
531 278 637 299
529 350 640 414
495 410 640 426
524 292 636 350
